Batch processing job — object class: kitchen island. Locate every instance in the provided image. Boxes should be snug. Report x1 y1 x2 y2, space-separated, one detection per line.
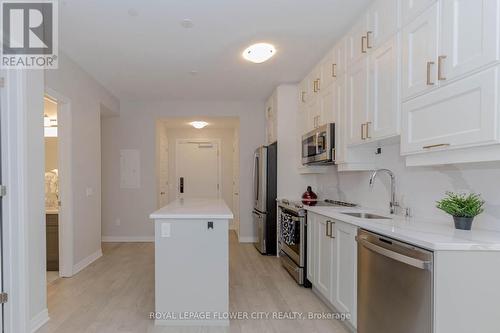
149 198 233 326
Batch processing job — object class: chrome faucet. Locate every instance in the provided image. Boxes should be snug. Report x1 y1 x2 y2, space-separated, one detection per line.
369 169 398 214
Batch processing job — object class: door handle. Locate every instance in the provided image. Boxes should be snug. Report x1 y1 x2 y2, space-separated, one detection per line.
426 61 435 85
438 55 447 81
361 35 367 53
179 177 184 194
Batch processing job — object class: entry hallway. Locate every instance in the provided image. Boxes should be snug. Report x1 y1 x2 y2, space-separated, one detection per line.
37 232 349 333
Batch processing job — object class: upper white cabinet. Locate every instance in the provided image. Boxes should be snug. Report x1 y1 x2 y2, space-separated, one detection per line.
347 14 369 64
401 66 499 154
401 0 437 26
346 57 370 145
369 36 400 139
440 0 500 82
402 3 439 100
368 0 400 49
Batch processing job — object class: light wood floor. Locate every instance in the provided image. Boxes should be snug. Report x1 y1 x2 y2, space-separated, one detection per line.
37 231 349 333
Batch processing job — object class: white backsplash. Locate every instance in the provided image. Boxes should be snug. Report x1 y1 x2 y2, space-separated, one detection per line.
311 143 500 232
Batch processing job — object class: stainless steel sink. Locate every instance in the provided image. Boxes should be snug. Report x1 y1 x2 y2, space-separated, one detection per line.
341 212 391 220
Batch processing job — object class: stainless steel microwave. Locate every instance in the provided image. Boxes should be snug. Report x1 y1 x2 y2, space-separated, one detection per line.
302 123 336 165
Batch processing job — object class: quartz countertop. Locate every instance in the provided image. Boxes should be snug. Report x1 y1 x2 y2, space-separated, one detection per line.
150 198 234 220
304 205 500 251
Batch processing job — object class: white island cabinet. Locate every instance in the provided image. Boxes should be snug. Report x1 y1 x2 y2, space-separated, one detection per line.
149 198 233 326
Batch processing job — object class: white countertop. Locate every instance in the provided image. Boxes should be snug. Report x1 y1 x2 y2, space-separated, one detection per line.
150 198 234 220
304 205 500 251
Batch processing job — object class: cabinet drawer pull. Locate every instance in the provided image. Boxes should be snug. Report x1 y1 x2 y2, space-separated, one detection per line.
438 55 447 81
366 31 373 49
361 123 366 140
332 63 337 78
426 61 435 85
332 148 336 162
422 143 450 149
361 36 367 53
325 221 331 237
316 78 321 91
301 91 306 103
365 122 371 139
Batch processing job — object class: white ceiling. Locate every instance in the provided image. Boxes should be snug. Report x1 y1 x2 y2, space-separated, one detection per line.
59 0 372 102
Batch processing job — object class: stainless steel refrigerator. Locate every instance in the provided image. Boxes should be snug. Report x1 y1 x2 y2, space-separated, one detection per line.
252 142 277 255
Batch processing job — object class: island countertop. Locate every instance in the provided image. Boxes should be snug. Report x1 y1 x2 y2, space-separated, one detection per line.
149 198 234 220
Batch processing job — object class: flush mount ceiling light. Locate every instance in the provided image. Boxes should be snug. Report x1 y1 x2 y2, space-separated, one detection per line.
242 43 276 64
189 121 208 129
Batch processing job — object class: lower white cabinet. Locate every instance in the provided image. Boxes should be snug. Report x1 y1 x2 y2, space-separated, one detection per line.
401 66 499 154
307 212 358 328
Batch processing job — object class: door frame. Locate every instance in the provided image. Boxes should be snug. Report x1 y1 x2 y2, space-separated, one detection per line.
174 138 222 199
44 88 74 278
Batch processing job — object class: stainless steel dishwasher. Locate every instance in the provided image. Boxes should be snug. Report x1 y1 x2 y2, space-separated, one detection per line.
356 229 433 333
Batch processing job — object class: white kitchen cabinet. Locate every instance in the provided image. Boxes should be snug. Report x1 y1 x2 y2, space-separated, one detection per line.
439 0 500 82
332 221 357 328
401 66 499 154
369 36 400 139
315 215 334 298
347 14 369 64
401 0 437 26
306 213 316 284
401 3 439 100
367 0 400 49
320 49 335 89
333 75 346 164
319 84 335 127
265 93 278 144
346 57 370 145
333 38 347 77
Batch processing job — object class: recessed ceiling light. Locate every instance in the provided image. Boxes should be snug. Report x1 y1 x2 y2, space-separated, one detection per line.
242 43 276 64
180 19 194 28
189 121 208 129
189 70 198 76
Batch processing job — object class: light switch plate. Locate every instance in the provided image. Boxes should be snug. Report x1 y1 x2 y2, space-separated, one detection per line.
161 223 171 238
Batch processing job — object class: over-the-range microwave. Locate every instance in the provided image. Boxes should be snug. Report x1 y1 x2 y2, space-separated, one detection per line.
301 123 336 165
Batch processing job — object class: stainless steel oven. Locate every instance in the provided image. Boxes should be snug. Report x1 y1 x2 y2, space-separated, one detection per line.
277 199 309 286
301 123 336 165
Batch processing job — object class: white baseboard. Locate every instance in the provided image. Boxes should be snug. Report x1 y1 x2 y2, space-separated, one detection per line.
238 236 257 243
101 236 154 242
73 249 102 275
31 308 49 333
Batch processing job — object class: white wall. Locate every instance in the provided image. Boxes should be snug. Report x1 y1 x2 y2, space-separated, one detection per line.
101 101 265 241
312 143 500 232
164 127 236 227
45 52 120 267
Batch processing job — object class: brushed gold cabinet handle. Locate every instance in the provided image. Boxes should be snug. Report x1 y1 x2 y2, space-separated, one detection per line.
438 55 447 81
316 78 321 91
423 143 450 149
361 36 367 53
426 61 435 85
325 221 331 237
365 122 371 139
332 148 336 162
332 63 337 78
361 123 366 140
301 91 306 103
366 31 373 49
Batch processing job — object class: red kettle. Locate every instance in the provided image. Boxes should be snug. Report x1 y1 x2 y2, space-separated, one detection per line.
302 186 318 206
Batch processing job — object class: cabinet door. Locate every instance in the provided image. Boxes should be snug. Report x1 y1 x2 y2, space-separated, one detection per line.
320 49 335 89
315 216 334 299
306 213 316 284
333 221 357 327
333 38 347 77
440 0 500 82
347 14 369 64
401 0 437 26
346 58 369 145
368 0 400 49
319 85 335 127
369 36 400 139
401 66 499 154
307 97 320 131
333 76 346 163
401 3 439 100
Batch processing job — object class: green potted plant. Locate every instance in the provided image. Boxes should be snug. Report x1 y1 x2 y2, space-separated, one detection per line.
436 192 485 230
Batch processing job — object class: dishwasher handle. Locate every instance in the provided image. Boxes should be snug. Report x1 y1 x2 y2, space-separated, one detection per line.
356 237 432 271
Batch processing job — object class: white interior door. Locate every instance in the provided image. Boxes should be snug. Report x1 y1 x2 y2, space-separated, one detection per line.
175 140 221 199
